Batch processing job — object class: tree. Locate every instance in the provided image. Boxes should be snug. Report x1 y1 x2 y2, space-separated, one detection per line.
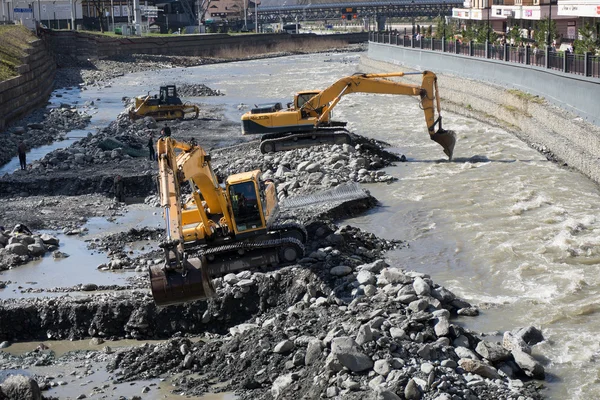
533 17 557 47
434 15 446 39
476 23 498 44
427 25 432 38
573 23 599 54
462 23 476 42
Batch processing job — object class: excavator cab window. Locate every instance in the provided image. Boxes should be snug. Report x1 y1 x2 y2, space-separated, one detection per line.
296 93 314 109
228 181 263 232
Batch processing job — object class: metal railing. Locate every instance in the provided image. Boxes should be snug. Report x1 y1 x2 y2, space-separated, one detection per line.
369 31 600 79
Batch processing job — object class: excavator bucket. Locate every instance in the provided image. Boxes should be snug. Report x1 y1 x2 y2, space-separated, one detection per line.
149 257 215 306
431 129 457 160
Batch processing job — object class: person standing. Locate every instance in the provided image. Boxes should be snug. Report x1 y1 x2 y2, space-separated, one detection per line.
114 175 125 202
160 123 171 138
147 135 156 161
17 140 27 170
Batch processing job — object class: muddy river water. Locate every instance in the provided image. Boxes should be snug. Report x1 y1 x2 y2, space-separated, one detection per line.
2 52 600 399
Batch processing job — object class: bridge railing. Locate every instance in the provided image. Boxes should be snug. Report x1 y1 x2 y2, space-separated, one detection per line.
369 31 600 79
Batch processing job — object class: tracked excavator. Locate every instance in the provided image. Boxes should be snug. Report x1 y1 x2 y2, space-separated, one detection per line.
241 71 456 159
129 85 200 121
149 136 307 306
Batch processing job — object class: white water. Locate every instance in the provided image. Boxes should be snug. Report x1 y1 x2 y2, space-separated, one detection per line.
2 51 599 398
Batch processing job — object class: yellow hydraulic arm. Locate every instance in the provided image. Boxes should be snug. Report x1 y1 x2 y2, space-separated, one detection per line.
301 71 454 158
156 137 234 267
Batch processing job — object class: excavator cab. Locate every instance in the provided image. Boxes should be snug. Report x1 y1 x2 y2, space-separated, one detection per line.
228 181 264 234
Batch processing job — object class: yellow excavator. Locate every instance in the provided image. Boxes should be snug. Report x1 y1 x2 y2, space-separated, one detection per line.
149 136 307 306
241 71 456 159
129 85 200 121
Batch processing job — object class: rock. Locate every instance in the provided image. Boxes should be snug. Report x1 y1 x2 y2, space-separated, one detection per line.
305 339 323 365
81 283 98 291
229 323 258 336
390 327 407 340
0 341 10 348
413 277 430 296
53 251 69 259
39 233 60 246
457 307 479 316
271 373 294 399
377 389 401 400
434 317 450 337
330 337 373 372
5 243 29 256
404 378 422 400
355 324 373 345
27 243 46 256
511 348 545 379
475 341 511 362
455 346 480 360
373 359 391 376
513 326 544 346
330 265 352 276
89 337 104 345
356 270 375 285
380 268 411 284
441 359 457 368
503 331 531 354
183 353 194 369
0 375 42 400
458 359 501 379
224 273 239 285
274 340 294 354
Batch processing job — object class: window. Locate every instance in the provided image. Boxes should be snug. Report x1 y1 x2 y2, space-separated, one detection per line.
229 182 262 232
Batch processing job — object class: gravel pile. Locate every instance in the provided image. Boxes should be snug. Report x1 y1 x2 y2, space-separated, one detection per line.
176 83 224 97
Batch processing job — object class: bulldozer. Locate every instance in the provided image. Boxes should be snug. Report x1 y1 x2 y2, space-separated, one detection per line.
149 136 307 306
241 71 456 159
129 85 200 121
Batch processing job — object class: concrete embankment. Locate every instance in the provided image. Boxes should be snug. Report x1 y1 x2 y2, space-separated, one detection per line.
42 31 368 60
0 28 56 130
360 54 600 186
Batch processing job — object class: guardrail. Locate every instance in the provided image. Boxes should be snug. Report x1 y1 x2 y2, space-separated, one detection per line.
369 32 600 79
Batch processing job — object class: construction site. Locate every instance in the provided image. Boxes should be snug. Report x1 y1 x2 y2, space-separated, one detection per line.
2 23 600 400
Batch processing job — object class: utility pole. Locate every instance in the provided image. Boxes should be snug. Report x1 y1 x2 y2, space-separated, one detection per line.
255 1 258 33
243 0 247 30
110 0 114 30
70 0 75 29
133 0 141 35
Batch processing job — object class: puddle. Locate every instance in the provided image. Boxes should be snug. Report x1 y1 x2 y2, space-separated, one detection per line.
1 337 237 400
0 204 163 300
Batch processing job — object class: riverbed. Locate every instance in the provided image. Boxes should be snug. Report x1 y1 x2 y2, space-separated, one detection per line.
2 51 599 399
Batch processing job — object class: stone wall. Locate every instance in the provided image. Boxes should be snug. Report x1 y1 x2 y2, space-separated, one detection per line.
359 54 600 186
0 40 56 130
42 31 368 60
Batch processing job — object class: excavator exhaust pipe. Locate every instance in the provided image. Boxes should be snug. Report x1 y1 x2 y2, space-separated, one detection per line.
431 129 456 160
149 257 215 306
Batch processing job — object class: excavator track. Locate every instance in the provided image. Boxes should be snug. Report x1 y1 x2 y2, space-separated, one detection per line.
195 237 305 277
260 128 352 153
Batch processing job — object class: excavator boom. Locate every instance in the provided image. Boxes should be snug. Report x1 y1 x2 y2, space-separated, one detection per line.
241 71 456 159
150 136 306 306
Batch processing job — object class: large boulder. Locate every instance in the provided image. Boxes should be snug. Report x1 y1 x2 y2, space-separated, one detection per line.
5 243 29 256
511 349 545 379
27 243 46 257
458 358 501 379
331 337 373 372
0 375 42 400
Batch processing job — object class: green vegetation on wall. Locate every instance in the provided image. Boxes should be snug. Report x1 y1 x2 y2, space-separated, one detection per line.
0 25 35 81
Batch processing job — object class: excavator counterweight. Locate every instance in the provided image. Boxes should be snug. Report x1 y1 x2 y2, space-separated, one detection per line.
241 71 456 160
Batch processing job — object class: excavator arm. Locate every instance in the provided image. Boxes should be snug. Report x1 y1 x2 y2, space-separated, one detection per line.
302 71 455 159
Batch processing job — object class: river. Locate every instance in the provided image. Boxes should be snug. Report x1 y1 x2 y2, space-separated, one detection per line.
4 51 600 399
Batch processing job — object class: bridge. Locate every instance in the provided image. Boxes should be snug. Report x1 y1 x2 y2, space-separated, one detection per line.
254 0 461 26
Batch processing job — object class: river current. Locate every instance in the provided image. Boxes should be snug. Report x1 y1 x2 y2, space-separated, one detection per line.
5 51 600 399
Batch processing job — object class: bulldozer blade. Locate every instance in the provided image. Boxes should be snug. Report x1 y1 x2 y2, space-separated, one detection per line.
281 182 369 210
431 129 456 160
149 257 215 306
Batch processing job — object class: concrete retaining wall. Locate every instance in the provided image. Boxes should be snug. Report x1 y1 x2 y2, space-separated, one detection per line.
360 51 600 186
42 31 368 60
0 40 56 130
368 42 600 127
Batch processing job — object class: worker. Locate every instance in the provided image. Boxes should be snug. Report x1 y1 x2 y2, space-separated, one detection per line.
147 135 156 161
17 140 27 170
160 124 171 138
114 175 125 202
11 223 33 236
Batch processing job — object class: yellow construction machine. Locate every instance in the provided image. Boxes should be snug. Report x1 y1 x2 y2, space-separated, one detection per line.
241 71 456 159
129 85 200 121
149 136 307 306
